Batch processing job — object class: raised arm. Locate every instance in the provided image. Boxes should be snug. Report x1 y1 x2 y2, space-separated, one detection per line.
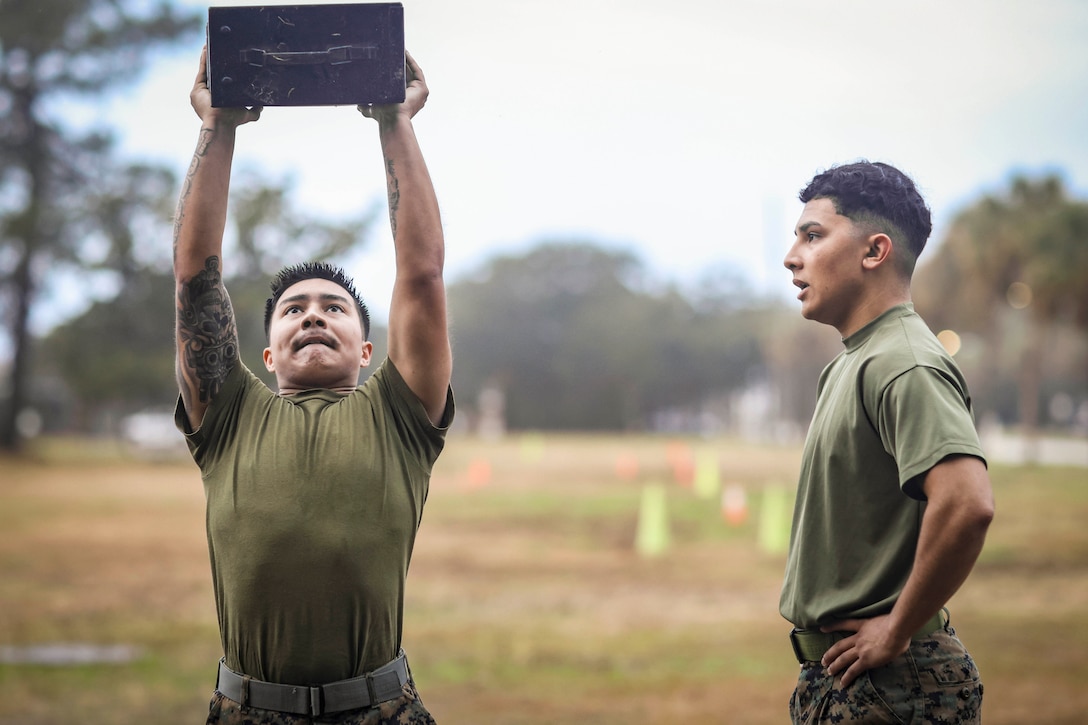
360 53 451 425
173 47 261 431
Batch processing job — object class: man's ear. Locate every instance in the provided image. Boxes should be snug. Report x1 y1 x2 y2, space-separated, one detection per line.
263 347 276 373
359 340 374 369
862 233 894 269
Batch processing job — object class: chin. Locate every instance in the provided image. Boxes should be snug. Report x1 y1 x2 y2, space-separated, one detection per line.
799 305 830 328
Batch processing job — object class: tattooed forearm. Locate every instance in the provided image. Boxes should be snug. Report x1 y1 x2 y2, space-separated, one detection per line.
385 157 400 238
177 256 239 403
172 177 193 259
172 127 217 259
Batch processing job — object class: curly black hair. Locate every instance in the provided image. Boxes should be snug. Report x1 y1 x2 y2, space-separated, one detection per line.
263 262 370 341
799 161 933 269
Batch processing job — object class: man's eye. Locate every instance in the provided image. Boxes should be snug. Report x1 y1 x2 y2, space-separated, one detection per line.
328 304 344 313
807 232 819 242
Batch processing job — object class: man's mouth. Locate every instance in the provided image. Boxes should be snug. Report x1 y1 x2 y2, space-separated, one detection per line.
793 279 809 298
294 334 335 351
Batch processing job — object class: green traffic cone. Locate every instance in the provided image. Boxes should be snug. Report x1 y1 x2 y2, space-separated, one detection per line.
636 482 670 557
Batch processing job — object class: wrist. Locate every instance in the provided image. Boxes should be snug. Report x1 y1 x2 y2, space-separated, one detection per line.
198 121 232 140
885 606 931 643
886 618 913 644
376 110 414 132
202 111 240 127
198 104 257 131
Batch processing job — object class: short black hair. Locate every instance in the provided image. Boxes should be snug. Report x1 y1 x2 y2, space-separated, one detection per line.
264 262 370 340
799 161 933 271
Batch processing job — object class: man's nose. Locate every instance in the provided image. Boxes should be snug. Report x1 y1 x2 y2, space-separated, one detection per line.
783 245 801 271
302 314 327 328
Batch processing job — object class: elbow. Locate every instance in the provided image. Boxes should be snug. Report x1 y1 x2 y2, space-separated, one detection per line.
978 497 995 531
399 264 445 291
965 493 995 538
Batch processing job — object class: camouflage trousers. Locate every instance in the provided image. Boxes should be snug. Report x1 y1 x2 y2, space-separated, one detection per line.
205 679 436 725
789 626 983 724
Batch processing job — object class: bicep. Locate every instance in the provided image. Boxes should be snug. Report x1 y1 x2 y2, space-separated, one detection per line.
175 255 239 429
921 454 994 516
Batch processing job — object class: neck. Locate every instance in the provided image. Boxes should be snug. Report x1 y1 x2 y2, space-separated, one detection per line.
837 287 912 339
277 384 356 397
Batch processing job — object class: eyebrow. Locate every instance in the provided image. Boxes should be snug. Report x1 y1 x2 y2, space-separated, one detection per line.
278 292 352 309
795 221 823 235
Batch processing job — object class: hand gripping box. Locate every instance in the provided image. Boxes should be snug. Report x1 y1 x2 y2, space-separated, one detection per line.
207 2 405 107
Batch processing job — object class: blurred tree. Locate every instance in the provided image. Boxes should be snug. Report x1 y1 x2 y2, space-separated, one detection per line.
228 168 380 281
0 0 201 451
761 314 842 431
42 270 177 430
915 174 1088 441
85 163 178 282
448 241 768 431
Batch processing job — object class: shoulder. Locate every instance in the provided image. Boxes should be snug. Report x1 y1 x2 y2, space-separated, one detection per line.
859 307 954 382
175 361 273 462
200 362 283 433
863 311 974 411
361 358 454 431
848 307 973 419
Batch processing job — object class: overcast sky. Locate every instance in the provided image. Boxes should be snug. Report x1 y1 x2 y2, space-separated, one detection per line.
48 0 1088 327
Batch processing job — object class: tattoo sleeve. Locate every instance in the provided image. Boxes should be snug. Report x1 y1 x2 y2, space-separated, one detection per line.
177 256 239 403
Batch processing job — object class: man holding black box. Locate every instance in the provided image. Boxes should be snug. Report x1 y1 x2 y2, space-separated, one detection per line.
172 38 452 724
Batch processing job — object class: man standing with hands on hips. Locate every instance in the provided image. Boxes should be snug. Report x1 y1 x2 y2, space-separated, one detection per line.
173 45 453 724
780 161 994 724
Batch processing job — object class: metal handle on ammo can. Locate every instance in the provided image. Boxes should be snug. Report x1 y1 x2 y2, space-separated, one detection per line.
241 45 378 67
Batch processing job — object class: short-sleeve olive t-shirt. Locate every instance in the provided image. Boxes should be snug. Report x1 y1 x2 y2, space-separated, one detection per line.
779 304 985 629
175 359 453 685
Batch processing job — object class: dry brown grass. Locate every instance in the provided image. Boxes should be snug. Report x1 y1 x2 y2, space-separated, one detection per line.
0 434 1085 724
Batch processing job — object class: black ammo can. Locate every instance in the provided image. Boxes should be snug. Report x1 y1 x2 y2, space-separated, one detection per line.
207 2 405 107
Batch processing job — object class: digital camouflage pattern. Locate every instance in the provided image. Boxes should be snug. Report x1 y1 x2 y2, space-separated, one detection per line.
205 680 436 725
789 627 983 724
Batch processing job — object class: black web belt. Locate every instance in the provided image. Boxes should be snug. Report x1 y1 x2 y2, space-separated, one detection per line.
789 608 950 664
216 650 409 716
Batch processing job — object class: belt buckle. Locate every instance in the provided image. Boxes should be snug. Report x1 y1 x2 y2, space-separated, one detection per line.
309 686 323 717
788 628 805 664
366 674 377 707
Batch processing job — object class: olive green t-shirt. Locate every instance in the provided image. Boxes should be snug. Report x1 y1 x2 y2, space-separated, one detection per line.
176 359 453 685
779 304 986 629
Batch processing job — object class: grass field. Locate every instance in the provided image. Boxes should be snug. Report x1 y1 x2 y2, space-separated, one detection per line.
1 433 1086 724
